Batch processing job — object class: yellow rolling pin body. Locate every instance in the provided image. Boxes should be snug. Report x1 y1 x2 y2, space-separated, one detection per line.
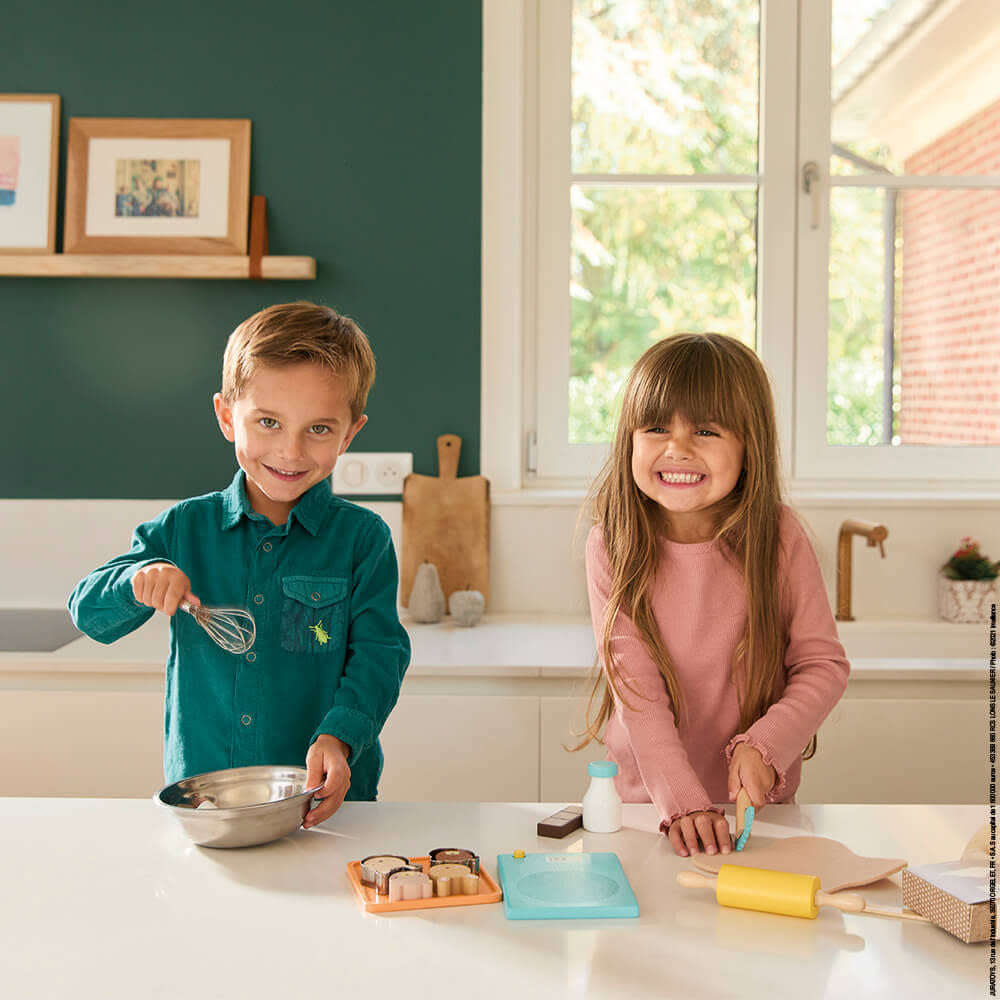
677 865 867 919
717 866 821 918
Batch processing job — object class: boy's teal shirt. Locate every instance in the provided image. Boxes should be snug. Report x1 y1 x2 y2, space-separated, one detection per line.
68 470 411 798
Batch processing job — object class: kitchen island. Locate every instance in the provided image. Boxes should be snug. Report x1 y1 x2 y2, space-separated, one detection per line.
0 799 988 999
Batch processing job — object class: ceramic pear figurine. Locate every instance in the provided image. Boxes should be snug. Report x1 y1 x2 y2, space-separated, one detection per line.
409 562 446 623
449 588 485 627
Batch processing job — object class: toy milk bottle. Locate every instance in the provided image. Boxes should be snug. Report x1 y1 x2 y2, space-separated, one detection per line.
582 760 622 833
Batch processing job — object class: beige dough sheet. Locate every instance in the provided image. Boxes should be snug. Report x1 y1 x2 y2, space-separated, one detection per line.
693 835 907 893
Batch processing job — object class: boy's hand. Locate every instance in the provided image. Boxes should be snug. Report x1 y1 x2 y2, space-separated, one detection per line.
132 563 198 616
303 735 351 829
666 810 733 857
727 743 776 808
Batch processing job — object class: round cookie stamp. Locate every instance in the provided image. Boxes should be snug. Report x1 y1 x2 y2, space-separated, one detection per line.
428 848 480 874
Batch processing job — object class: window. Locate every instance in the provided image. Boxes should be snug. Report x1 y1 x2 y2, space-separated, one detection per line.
532 0 789 482
796 0 1000 483
481 0 1000 493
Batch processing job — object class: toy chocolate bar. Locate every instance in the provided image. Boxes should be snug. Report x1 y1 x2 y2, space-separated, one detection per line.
537 806 583 839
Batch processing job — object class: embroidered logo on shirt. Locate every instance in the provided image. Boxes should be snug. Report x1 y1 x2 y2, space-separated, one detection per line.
309 620 330 645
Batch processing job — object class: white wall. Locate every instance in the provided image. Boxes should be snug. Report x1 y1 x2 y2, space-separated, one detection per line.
491 497 1000 622
1 496 996 626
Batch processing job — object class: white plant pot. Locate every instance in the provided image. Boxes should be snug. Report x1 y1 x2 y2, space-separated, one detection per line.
937 576 997 624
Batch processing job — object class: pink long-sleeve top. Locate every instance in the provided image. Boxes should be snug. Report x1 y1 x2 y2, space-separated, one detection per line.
585 505 850 829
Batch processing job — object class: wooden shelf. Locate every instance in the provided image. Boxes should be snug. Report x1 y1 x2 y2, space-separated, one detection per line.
0 254 315 280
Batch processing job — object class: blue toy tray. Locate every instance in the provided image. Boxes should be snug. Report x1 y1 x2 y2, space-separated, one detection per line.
496 851 639 920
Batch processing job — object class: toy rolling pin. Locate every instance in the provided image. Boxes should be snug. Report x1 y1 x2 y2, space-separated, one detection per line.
677 865 931 922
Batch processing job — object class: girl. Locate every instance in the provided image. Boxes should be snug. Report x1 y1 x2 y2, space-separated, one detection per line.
581 334 849 858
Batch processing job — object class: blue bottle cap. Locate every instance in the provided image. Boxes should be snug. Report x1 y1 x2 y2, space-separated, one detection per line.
587 760 618 778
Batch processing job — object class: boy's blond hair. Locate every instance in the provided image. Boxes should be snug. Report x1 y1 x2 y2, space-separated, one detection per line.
221 302 375 421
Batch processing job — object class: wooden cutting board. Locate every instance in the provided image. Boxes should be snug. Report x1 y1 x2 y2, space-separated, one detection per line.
401 434 490 608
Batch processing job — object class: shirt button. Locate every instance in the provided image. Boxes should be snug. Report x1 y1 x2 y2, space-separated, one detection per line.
262 542 273 552
241 714 252 726
246 652 256 662
311 592 321 601
254 594 264 605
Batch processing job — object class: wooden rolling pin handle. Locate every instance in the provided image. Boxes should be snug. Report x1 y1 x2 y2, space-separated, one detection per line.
818 892 931 922
815 890 866 913
437 434 461 479
676 871 715 891
856 903 932 923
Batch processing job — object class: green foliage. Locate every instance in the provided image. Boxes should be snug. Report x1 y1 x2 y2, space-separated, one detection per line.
942 538 1000 581
568 1 892 448
569 1 758 444
826 186 897 446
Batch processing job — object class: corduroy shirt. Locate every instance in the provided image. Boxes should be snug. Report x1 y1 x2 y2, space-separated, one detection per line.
69 470 410 796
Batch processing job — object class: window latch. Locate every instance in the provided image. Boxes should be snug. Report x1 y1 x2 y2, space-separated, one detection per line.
802 161 821 229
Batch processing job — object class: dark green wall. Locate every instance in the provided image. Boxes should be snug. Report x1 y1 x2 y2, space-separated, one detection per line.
1 1 481 498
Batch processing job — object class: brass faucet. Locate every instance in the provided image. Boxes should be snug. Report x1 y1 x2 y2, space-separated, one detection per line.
836 519 888 621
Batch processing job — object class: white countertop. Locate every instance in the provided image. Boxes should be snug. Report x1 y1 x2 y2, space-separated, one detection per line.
0 611 985 680
0 799 987 999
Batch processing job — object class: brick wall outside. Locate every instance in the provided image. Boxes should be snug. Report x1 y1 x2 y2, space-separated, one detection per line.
899 98 1000 444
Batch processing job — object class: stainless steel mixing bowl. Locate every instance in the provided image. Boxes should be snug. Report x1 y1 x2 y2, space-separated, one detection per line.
156 765 322 848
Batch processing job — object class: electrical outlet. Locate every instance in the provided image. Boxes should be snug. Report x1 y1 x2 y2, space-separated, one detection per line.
332 452 412 495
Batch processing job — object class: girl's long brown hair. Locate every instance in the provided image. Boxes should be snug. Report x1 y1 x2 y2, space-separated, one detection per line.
576 333 817 760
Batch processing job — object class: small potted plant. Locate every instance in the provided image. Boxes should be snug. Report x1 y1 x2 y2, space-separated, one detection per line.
938 537 999 623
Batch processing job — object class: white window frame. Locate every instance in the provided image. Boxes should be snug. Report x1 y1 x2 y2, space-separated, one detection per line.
481 0 1000 499
796 0 1000 490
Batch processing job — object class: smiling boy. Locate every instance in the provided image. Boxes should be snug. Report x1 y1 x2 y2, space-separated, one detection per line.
69 302 411 827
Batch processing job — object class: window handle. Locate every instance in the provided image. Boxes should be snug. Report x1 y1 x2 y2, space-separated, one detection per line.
802 161 821 229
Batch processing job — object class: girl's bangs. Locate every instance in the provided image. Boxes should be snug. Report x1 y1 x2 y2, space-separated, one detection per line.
628 350 741 434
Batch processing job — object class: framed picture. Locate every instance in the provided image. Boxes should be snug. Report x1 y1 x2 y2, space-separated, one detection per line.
64 117 250 254
0 94 60 254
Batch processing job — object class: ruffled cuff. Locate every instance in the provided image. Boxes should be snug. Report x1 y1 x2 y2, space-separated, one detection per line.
658 805 726 835
725 734 788 801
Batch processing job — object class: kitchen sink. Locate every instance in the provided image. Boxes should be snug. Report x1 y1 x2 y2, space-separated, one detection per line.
0 609 83 652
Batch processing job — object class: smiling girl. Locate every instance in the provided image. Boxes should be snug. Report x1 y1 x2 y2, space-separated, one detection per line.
579 334 849 857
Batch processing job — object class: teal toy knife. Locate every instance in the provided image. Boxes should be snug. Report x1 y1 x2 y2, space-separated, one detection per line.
734 788 754 852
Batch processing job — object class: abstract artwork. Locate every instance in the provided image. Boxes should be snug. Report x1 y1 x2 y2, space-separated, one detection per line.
0 95 60 253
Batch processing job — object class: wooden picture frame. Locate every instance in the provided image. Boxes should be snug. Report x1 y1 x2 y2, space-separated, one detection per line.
64 117 250 254
0 94 60 254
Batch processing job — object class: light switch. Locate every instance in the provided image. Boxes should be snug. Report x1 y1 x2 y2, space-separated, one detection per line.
341 459 366 488
332 452 413 495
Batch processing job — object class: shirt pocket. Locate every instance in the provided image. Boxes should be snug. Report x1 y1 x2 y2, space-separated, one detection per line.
280 575 349 654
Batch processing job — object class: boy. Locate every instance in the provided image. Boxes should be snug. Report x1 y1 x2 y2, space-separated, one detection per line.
69 302 411 828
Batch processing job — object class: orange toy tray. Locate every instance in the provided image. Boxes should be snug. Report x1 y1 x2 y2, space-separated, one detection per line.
346 856 503 913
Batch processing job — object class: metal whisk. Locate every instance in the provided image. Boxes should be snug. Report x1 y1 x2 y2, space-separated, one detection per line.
179 601 256 654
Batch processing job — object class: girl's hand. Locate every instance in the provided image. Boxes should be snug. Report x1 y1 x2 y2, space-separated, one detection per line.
132 563 197 616
666 811 732 857
727 743 776 807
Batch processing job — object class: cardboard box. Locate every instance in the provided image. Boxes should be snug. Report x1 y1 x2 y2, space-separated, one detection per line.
901 861 993 944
